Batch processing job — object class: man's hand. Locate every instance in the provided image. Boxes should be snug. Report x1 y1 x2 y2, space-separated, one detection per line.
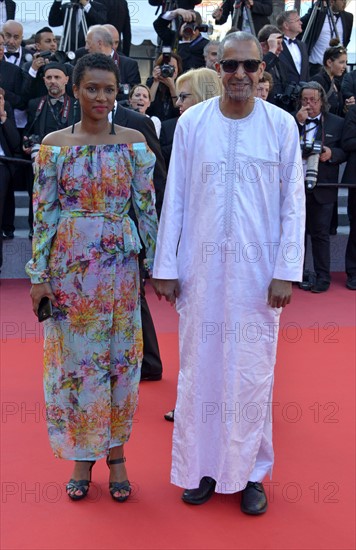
245 0 254 8
267 33 283 55
296 105 310 125
151 278 180 305
267 278 292 308
171 8 196 22
319 146 332 162
31 52 47 71
212 6 223 20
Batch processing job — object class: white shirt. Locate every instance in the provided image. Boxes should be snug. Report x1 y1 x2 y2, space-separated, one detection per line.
310 14 344 65
283 36 302 75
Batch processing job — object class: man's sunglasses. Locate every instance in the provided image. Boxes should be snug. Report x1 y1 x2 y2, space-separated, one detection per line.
219 59 261 73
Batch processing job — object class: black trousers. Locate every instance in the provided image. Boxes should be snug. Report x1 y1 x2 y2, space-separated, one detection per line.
0 162 12 268
346 188 356 276
306 194 335 282
140 279 163 377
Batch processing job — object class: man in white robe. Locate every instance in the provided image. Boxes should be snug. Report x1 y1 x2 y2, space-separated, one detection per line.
152 31 305 514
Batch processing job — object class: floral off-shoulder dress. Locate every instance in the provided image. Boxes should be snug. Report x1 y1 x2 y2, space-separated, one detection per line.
26 143 158 460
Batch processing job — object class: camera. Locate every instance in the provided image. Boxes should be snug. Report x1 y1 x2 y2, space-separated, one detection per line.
275 82 306 111
301 139 323 158
160 47 175 78
23 134 41 149
182 23 213 37
301 140 323 192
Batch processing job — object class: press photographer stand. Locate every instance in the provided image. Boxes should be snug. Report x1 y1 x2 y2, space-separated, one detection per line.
232 0 256 36
59 2 89 52
302 0 340 51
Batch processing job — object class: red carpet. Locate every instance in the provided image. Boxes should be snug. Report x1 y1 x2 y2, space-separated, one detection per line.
1 276 355 550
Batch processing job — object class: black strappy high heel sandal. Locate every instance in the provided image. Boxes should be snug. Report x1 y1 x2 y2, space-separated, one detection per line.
66 461 96 501
106 456 131 502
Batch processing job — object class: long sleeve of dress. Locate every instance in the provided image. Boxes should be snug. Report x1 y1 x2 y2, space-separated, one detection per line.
131 143 158 272
25 146 60 283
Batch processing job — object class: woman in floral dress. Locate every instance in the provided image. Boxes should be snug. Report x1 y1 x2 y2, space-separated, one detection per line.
26 53 158 502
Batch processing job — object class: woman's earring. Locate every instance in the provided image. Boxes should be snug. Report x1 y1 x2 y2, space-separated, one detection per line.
71 99 79 134
110 106 116 135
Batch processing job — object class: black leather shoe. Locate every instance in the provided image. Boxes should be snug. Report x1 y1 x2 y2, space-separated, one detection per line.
182 476 216 505
2 230 14 239
241 482 267 515
311 279 330 293
140 372 162 381
346 275 356 290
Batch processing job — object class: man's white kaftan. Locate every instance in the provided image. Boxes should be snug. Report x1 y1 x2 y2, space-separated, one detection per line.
153 97 305 493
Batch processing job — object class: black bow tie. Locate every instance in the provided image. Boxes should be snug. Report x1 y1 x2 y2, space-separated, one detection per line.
50 97 64 105
5 51 20 59
306 118 320 125
286 38 296 44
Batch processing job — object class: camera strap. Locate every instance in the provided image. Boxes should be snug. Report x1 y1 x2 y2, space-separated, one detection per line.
47 95 70 128
24 96 47 139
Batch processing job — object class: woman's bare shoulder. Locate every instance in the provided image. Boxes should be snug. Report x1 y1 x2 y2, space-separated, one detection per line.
42 127 73 147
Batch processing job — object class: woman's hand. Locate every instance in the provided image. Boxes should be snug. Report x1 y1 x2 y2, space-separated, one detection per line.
30 282 57 317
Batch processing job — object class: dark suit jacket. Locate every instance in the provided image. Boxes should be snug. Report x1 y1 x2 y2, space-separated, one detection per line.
4 46 34 69
300 8 353 55
153 15 208 71
341 104 356 184
100 0 132 57
341 70 356 100
25 94 79 141
297 112 346 203
0 59 27 109
215 0 272 36
0 101 21 156
112 51 141 87
279 38 309 84
114 104 166 217
312 69 344 117
159 116 178 170
48 0 107 50
4 0 16 20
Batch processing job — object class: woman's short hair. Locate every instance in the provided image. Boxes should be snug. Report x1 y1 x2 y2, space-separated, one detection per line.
323 44 347 66
129 83 152 101
72 53 120 88
176 67 221 103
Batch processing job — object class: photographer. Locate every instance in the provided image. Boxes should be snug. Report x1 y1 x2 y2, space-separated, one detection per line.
48 0 107 51
23 63 80 236
257 25 291 109
295 82 346 293
212 0 272 36
153 9 209 72
146 51 182 121
22 27 74 101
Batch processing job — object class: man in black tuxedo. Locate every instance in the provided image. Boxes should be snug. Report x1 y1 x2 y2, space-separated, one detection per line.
24 63 79 237
48 0 107 51
341 69 356 102
0 0 16 25
0 93 20 269
212 0 272 37
0 28 28 239
103 25 141 88
2 20 33 68
341 105 356 290
257 25 290 109
154 8 209 72
295 82 346 293
114 104 166 380
300 0 353 77
276 10 309 84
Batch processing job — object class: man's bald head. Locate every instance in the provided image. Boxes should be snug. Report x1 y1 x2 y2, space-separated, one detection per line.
3 20 23 52
103 24 119 51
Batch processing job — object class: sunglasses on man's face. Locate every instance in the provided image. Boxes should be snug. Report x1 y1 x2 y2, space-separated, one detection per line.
219 59 261 73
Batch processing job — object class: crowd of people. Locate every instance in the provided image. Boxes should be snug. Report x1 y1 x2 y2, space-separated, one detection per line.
0 0 355 514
